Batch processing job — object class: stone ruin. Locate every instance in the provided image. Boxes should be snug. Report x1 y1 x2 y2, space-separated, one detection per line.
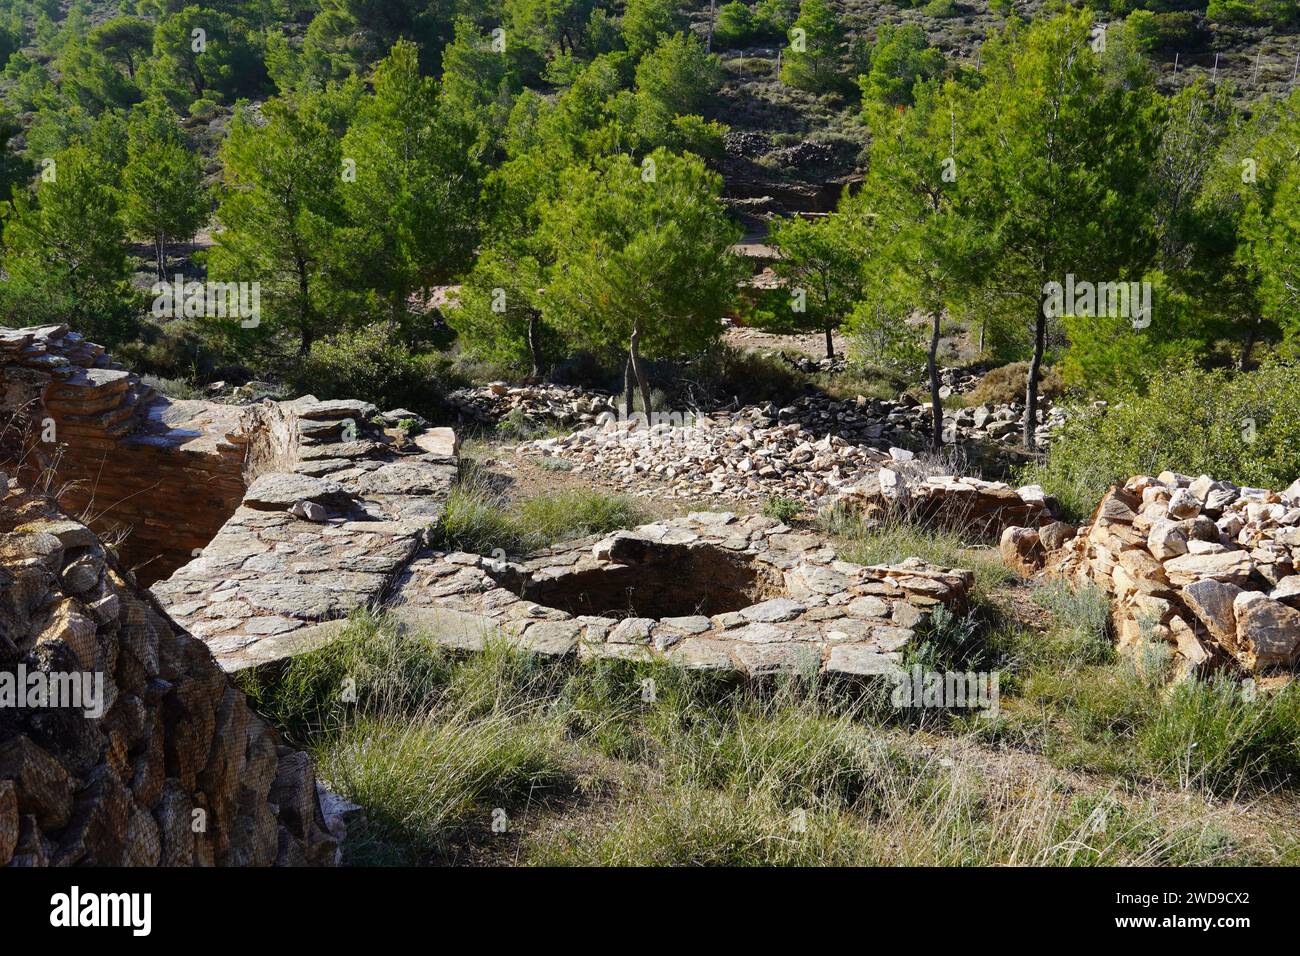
0 480 337 865
833 452 1060 539
0 324 990 866
1021 472 1300 680
389 512 972 680
0 326 983 683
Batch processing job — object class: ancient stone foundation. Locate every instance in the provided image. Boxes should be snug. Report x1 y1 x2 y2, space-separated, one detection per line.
1 325 250 585
388 513 973 680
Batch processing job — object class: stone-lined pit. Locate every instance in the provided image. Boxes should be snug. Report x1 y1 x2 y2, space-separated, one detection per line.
378 513 976 682
523 541 783 619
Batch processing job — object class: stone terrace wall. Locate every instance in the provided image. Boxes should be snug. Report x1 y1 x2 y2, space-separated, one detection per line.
1 325 249 585
1050 472 1300 679
0 479 337 866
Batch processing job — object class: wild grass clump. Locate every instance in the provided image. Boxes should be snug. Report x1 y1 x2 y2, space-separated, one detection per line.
1029 578 1114 667
432 468 646 557
967 361 1064 407
1138 677 1300 793
236 610 452 741
819 505 1013 601
323 709 569 865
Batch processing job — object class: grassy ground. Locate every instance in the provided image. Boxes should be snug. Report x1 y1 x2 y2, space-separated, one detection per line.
236 469 1300 866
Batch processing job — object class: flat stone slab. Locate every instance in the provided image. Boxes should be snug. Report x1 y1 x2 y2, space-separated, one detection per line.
243 474 349 510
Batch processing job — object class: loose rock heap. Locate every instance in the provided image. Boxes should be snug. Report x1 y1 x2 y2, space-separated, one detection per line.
0 479 338 866
522 408 893 502
389 512 973 680
447 382 616 429
1045 472 1300 678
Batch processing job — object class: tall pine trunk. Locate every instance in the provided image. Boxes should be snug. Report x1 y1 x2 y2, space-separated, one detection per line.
527 311 544 380
928 310 943 451
629 324 652 419
623 357 635 418
1024 293 1048 449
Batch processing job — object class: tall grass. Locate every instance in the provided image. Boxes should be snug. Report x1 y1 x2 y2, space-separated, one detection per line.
432 467 647 557
235 588 1295 866
818 505 1014 601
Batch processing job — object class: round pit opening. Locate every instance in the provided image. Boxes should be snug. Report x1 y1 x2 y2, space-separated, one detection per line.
523 541 785 619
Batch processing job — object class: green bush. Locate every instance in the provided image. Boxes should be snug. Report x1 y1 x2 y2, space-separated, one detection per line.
1125 10 1200 52
714 2 761 47
1027 360 1300 520
762 495 805 523
923 0 959 17
290 322 452 415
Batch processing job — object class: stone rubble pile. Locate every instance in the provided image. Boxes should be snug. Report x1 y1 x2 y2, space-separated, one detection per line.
522 406 893 502
783 391 1062 450
519 390 1067 505
448 373 1063 454
835 450 1060 538
390 511 973 680
779 351 848 375
0 478 339 866
1042 472 1300 678
447 382 616 429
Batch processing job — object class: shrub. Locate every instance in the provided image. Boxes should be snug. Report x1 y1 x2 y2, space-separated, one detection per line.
289 322 452 415
762 495 805 523
1026 360 1300 520
713 1 761 47
188 97 219 120
967 361 1064 407
923 0 958 17
684 344 808 408
1126 10 1200 52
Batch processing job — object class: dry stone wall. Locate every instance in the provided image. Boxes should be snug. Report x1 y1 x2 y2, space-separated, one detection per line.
1 325 250 585
1047 472 1300 679
0 479 337 866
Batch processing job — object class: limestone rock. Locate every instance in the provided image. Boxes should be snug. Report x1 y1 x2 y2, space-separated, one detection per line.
1000 526 1045 576
1233 592 1300 669
1181 579 1242 645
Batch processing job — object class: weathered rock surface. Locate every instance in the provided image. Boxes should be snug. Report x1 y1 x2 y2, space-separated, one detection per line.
152 396 457 672
0 479 336 866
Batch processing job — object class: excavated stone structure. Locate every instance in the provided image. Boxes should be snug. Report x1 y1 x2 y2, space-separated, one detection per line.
1 325 250 585
153 399 459 671
0 479 337 866
1 324 973 684
387 513 973 680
